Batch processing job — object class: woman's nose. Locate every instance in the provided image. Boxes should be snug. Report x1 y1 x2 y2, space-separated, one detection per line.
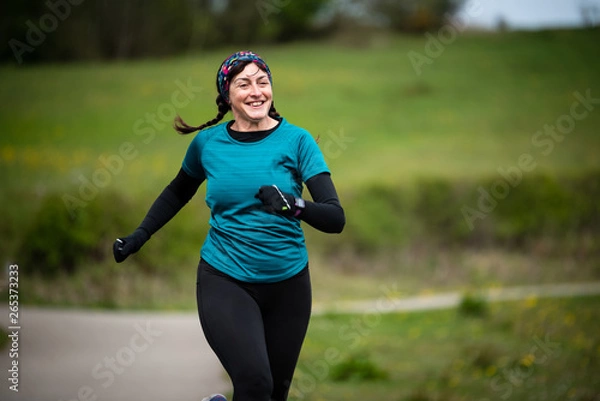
250 83 261 96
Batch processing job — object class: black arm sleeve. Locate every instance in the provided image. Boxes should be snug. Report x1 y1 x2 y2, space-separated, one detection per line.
300 172 345 234
137 168 204 236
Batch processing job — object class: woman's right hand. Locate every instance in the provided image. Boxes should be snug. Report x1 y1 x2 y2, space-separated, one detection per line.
113 228 150 263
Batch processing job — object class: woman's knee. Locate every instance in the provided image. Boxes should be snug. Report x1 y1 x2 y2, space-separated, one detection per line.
234 371 273 400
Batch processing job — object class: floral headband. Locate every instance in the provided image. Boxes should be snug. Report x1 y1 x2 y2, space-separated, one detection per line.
216 51 272 103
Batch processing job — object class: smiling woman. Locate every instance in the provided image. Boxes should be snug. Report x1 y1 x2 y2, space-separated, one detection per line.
113 50 346 401
173 50 281 134
228 63 278 131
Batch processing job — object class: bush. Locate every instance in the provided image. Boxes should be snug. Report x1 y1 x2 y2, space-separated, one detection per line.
413 177 472 244
334 184 409 254
319 170 600 256
569 170 600 232
492 174 574 244
458 292 489 318
329 352 389 381
17 170 599 279
17 191 136 278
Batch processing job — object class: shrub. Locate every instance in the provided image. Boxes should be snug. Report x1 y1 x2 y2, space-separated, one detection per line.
17 191 136 278
329 352 389 381
315 170 600 258
413 177 472 244
568 170 600 232
458 292 489 318
492 173 574 244
337 184 409 254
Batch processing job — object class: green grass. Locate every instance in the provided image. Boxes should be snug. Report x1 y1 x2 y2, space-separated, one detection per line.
291 295 600 400
1 29 599 400
2 29 599 193
1 28 599 308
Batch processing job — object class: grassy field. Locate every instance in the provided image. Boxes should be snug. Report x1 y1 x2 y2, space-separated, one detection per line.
289 295 600 400
1 28 599 400
1 29 599 192
0 28 599 309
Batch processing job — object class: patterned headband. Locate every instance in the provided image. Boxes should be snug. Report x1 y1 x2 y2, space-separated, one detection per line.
216 50 272 103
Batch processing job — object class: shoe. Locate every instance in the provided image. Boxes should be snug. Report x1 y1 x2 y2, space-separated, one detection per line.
202 395 227 401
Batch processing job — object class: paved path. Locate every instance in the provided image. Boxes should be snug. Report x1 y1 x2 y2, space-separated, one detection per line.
1 281 600 401
0 309 229 401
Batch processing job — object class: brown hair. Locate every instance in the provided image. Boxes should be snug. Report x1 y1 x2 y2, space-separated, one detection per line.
174 61 280 135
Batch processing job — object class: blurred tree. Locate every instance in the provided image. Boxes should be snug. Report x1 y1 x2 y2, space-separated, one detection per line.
1 0 332 64
368 0 466 33
214 0 260 46
1 0 49 63
213 0 331 46
496 15 510 32
580 2 600 27
264 0 331 42
90 0 194 59
2 0 194 63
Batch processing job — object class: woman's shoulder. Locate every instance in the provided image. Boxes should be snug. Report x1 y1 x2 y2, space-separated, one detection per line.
189 120 230 145
278 118 314 140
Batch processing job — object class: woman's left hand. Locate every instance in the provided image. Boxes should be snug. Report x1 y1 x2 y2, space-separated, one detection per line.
255 185 296 216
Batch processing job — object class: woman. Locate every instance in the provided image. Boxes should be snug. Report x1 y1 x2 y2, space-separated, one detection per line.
113 51 345 401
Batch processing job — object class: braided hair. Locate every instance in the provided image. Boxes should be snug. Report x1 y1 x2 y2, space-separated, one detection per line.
174 52 279 135
173 94 231 135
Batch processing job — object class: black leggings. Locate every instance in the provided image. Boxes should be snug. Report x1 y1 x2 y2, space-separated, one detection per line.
196 259 312 401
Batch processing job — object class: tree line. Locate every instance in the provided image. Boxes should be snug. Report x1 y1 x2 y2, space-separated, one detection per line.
2 0 464 64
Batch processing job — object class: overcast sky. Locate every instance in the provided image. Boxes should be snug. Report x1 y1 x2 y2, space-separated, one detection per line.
459 0 600 29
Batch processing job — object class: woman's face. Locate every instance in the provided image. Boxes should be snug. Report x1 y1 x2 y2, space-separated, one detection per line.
228 62 273 128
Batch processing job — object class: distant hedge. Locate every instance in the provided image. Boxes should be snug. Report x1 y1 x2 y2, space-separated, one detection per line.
17 170 599 278
315 170 600 255
17 191 136 277
17 188 211 279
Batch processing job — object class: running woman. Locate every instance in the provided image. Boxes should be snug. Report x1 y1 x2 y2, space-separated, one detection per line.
113 51 345 400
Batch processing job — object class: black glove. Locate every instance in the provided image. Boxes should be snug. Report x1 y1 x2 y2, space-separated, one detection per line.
255 185 297 216
113 228 150 263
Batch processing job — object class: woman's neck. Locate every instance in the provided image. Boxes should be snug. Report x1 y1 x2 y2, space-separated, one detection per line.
230 116 279 132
